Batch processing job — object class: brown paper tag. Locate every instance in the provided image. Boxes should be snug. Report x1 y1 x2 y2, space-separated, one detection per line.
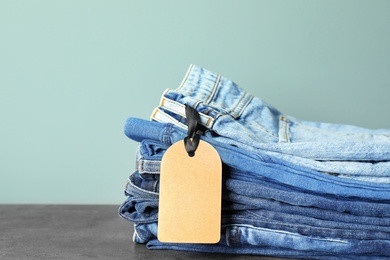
158 139 222 243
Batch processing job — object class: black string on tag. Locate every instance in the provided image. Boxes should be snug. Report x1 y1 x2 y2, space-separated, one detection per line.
184 104 200 157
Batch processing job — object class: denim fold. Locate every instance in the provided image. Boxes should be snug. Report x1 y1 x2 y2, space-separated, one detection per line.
119 65 390 258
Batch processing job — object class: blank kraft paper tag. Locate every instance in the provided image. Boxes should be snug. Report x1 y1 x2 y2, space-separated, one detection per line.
158 139 222 243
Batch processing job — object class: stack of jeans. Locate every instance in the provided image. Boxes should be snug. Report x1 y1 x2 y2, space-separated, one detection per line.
119 65 390 259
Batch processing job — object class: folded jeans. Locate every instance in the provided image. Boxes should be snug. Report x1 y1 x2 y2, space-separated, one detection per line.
124 118 390 201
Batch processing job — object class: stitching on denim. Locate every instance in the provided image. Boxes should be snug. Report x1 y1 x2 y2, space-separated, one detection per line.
150 107 159 121
224 223 349 244
239 93 254 118
138 160 161 174
205 74 221 104
139 161 144 174
151 108 188 130
162 98 186 117
159 97 215 127
278 116 290 143
163 123 174 144
232 93 253 119
158 89 171 108
235 226 239 246
227 91 250 119
285 117 290 142
153 180 159 193
128 177 159 197
133 225 147 242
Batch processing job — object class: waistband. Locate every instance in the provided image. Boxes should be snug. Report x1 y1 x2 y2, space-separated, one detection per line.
177 64 255 118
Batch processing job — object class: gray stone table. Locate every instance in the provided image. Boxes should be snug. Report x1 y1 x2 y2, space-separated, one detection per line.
0 205 294 260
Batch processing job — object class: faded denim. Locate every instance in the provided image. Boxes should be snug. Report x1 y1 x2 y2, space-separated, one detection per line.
125 118 390 201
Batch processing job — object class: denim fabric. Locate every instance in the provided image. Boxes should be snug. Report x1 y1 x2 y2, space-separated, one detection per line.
120 175 390 258
137 137 390 179
122 167 390 228
122 163 390 240
131 222 390 258
120 65 390 257
119 119 390 258
124 118 390 201
224 191 390 227
152 104 390 162
151 108 390 183
121 168 390 224
146 240 390 260
118 137 390 258
151 65 390 154
154 105 390 180
120 184 390 241
130 153 390 219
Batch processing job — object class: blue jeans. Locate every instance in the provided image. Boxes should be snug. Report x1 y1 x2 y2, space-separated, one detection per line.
125 118 390 201
152 108 390 182
119 187 390 258
150 65 390 183
151 65 390 155
153 106 390 183
122 168 390 228
130 140 390 219
121 146 390 237
152 104 390 160
119 123 390 258
119 65 390 258
120 181 390 240
118 125 390 257
130 222 390 258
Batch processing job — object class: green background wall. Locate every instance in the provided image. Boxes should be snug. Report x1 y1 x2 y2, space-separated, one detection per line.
1 0 389 204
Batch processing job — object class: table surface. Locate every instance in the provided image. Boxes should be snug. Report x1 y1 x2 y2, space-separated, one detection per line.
0 205 293 260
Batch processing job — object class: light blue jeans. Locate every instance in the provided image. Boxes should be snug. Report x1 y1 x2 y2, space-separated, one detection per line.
153 64 390 145
150 64 390 182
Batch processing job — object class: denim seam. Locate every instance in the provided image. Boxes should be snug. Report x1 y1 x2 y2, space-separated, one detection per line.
229 92 253 119
133 224 146 242
127 174 159 197
235 226 239 246
152 180 159 193
162 123 174 145
186 105 277 139
159 97 215 127
138 160 161 174
222 224 349 244
151 108 188 130
278 116 290 143
205 74 221 104
133 128 390 191
242 209 390 235
139 160 144 174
